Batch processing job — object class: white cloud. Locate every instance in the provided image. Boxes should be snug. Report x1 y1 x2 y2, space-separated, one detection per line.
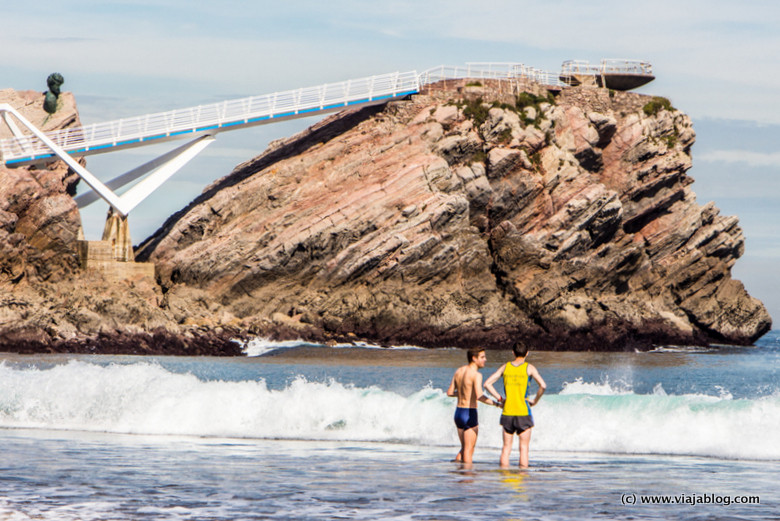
698 149 780 168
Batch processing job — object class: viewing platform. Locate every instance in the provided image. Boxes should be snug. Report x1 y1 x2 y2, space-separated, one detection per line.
559 59 654 91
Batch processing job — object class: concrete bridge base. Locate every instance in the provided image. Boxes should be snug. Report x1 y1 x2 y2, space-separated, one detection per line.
76 209 155 282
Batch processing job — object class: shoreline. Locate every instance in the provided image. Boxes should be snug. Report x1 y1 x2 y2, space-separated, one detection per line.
0 321 765 356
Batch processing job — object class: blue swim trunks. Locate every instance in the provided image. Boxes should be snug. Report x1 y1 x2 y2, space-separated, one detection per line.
454 407 478 430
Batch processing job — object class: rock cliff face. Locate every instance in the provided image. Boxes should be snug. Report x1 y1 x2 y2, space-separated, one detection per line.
0 89 82 285
136 79 771 350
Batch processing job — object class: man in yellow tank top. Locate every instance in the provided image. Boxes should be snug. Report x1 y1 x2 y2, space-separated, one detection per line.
484 341 546 468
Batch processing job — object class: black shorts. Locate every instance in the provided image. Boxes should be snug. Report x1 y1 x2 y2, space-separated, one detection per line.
500 414 534 434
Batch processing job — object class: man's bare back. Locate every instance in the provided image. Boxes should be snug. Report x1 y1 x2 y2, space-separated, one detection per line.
450 364 483 409
446 349 501 464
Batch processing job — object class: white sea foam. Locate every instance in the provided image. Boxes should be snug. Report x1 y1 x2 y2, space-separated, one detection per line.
558 377 633 396
0 362 778 461
537 386 779 460
0 361 454 446
240 337 426 356
331 342 425 350
649 345 718 353
240 338 313 357
0 499 118 521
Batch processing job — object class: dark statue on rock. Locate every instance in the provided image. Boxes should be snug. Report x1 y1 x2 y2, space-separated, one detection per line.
43 73 64 114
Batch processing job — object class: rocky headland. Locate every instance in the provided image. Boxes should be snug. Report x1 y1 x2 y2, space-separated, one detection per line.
0 79 772 354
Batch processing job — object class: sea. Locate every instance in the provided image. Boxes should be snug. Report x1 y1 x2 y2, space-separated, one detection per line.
0 332 778 521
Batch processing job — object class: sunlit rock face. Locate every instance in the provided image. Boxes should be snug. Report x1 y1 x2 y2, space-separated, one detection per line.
130 80 768 350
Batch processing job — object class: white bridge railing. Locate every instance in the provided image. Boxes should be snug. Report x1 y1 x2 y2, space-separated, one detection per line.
1 60 651 167
0 70 420 166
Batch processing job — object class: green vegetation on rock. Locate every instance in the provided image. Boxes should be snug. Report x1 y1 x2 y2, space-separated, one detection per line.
642 96 674 116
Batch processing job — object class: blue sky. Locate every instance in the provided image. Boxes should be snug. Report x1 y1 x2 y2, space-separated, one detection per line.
2 1 779 322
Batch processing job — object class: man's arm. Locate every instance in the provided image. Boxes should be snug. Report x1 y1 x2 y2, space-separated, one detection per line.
446 369 460 397
483 364 506 402
527 363 547 406
475 372 501 407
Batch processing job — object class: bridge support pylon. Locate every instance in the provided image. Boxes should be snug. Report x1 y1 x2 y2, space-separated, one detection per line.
77 208 156 282
102 208 135 262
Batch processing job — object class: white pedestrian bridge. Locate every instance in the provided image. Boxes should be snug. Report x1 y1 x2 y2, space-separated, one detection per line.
0 61 650 217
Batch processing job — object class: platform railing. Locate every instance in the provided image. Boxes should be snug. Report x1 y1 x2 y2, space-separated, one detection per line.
561 59 653 76
418 62 567 89
0 70 420 165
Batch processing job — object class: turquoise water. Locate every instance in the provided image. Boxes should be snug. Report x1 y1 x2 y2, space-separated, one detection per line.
0 332 778 520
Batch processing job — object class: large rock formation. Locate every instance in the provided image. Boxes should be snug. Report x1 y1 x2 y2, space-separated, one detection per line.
0 82 770 353
135 79 771 350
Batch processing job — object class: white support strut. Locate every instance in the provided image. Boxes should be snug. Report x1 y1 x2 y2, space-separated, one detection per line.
115 135 214 215
73 134 215 211
0 103 128 215
1 111 27 142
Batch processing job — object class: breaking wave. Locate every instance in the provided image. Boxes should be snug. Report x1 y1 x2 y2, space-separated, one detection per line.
0 361 778 460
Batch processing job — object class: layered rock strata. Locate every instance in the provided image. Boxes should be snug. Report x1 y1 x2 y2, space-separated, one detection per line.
136 79 771 350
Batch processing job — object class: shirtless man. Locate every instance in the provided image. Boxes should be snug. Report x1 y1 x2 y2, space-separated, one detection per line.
446 348 502 464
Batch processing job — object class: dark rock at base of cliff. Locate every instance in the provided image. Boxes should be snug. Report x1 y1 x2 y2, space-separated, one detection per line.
0 314 737 354
0 327 245 356
281 318 714 352
237 311 721 352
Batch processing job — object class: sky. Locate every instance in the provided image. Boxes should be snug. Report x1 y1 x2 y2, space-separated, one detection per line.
1 1 779 322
